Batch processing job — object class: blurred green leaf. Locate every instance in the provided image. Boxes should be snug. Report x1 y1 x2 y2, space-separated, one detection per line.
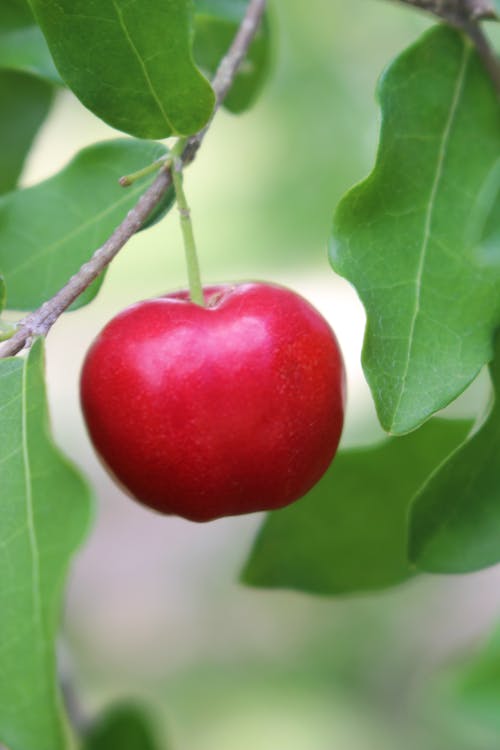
29 0 215 138
409 335 500 573
0 71 53 195
242 419 470 595
0 0 58 194
0 338 92 750
0 25 60 82
84 703 163 750
0 275 17 340
0 0 60 82
0 0 34 29
330 26 500 435
0 139 171 311
194 0 271 113
447 625 500 733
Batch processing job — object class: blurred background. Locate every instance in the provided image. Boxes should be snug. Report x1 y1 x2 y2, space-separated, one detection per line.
18 1 500 748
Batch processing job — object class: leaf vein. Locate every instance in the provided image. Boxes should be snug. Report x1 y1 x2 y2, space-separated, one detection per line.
109 0 175 132
21 360 43 637
390 40 471 430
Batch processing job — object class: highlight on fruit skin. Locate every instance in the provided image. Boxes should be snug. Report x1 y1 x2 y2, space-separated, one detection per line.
80 282 346 522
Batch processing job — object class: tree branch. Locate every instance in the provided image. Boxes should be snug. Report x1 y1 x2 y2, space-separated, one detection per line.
392 0 500 95
396 0 496 21
0 0 267 359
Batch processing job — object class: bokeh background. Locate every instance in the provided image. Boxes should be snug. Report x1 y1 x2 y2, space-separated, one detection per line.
18 1 500 748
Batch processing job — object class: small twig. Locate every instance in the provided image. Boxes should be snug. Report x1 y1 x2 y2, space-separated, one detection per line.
392 0 500 96
119 156 169 187
0 0 266 359
396 0 496 22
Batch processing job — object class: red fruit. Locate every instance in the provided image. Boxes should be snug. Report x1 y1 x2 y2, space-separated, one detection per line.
80 282 345 522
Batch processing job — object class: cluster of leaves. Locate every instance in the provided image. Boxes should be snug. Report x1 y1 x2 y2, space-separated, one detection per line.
245 23 500 595
2 1 500 749
0 1 270 749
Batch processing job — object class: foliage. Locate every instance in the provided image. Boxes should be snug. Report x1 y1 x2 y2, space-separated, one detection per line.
409 334 500 572
243 418 470 594
331 26 500 436
0 139 170 310
84 703 163 750
1 0 500 748
193 0 272 113
0 339 91 750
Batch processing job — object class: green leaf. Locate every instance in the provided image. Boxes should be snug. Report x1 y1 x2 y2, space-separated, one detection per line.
29 0 215 138
194 0 271 113
0 139 172 311
0 2 57 193
84 703 163 750
0 71 53 195
0 26 61 82
0 0 60 82
330 26 500 435
0 338 92 750
242 418 470 596
0 0 34 29
409 335 500 573
446 625 500 732
0 275 5 311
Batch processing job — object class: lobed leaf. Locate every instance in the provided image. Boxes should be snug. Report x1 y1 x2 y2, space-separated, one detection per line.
409 335 500 573
330 26 500 435
0 139 172 311
84 703 163 750
242 418 470 596
28 0 215 139
194 0 272 113
0 338 92 750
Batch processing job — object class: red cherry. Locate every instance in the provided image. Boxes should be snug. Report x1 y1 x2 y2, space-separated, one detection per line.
80 282 345 522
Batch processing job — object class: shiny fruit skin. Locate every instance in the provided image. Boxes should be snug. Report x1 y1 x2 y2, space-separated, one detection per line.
80 282 345 522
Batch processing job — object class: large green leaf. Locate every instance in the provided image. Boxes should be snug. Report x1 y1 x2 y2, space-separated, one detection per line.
28 0 215 138
0 139 172 311
330 26 500 435
409 336 500 573
0 338 92 750
84 703 163 750
242 418 470 596
0 71 53 195
193 0 272 113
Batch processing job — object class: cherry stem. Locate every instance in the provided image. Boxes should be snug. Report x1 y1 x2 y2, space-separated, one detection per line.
170 140 205 307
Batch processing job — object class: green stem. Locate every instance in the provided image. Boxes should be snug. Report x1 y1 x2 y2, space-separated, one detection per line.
119 156 168 187
170 141 205 307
